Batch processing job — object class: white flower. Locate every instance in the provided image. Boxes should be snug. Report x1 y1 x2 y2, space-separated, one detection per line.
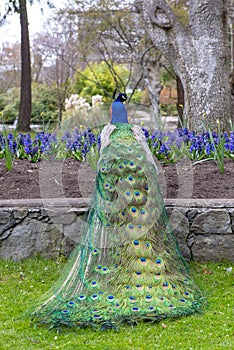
92 94 103 108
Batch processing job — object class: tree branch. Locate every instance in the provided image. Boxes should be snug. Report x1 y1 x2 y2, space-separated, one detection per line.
134 0 192 76
147 0 174 29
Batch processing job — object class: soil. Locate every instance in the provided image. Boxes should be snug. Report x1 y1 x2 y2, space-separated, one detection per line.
0 158 233 200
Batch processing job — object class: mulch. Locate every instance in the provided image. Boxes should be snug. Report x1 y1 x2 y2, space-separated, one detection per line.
0 158 233 200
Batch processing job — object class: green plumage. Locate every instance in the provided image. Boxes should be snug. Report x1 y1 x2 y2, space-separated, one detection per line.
31 123 204 329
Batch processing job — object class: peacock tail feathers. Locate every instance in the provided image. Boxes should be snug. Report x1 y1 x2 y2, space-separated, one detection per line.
31 123 205 330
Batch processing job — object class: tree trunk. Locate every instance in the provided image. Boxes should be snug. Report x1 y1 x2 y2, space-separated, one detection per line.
176 75 184 128
17 0 32 132
230 13 234 115
135 0 232 132
143 53 162 126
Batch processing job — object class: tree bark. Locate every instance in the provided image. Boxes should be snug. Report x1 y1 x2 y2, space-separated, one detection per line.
135 0 232 132
176 75 184 128
142 52 162 123
17 0 32 132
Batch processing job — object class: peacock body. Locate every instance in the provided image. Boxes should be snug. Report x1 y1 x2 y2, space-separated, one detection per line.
31 122 204 330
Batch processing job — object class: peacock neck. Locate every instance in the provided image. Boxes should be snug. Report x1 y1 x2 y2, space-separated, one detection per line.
110 122 135 142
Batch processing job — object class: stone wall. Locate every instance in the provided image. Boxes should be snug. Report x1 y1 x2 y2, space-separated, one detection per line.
0 198 233 262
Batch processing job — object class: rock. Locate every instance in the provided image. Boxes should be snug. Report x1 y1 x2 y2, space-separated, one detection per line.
13 209 28 221
167 209 191 260
0 212 16 236
0 201 234 262
192 235 234 262
0 211 12 224
48 211 77 225
186 209 198 223
63 216 85 243
191 209 232 234
62 215 86 256
229 209 234 232
0 219 63 261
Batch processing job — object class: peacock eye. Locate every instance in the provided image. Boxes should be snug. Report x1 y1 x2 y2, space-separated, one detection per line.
61 310 69 314
67 301 75 307
131 307 139 312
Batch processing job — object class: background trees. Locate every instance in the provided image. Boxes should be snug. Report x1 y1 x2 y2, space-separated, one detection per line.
0 0 54 131
135 0 233 131
0 0 233 132
18 0 31 131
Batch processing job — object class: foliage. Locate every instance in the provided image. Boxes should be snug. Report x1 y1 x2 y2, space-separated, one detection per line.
0 128 98 165
0 88 20 124
160 66 176 87
0 84 59 125
0 104 18 123
208 121 225 173
169 0 189 26
0 126 15 170
0 127 233 171
0 258 233 349
145 128 234 166
73 61 129 102
129 89 143 104
160 103 178 117
31 83 59 124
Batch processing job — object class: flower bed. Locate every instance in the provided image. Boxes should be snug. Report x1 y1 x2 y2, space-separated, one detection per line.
0 127 233 167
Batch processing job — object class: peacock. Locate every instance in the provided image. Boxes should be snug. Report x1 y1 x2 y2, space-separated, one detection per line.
31 93 205 330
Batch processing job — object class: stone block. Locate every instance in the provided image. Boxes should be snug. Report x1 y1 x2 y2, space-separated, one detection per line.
167 209 191 260
47 211 77 225
0 211 11 224
229 209 234 233
191 209 232 234
62 217 86 257
192 235 234 262
63 217 85 243
13 209 28 221
186 209 198 223
0 219 63 260
0 229 11 241
0 212 16 237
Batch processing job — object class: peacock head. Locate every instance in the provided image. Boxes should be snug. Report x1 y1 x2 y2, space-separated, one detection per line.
114 93 128 103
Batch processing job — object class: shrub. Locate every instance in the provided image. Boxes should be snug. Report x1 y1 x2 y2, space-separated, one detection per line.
73 61 129 102
31 83 59 124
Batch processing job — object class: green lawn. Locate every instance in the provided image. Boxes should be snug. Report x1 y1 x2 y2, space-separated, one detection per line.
0 258 233 350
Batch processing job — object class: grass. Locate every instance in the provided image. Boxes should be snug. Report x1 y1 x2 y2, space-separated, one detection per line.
0 258 233 350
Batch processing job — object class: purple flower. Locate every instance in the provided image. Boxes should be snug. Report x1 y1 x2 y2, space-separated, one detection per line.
142 127 149 138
